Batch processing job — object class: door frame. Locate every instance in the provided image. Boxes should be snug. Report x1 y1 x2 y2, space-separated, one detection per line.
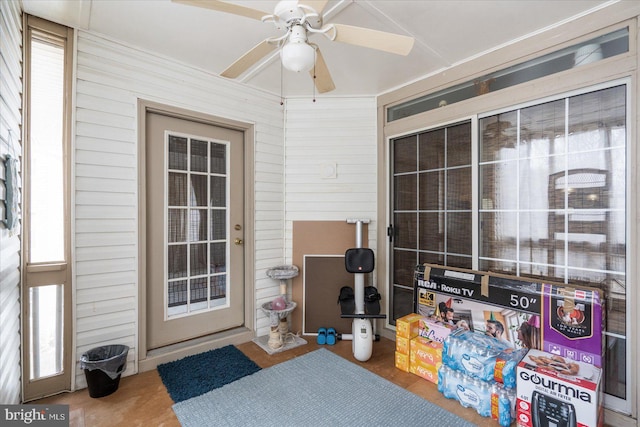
137 100 255 370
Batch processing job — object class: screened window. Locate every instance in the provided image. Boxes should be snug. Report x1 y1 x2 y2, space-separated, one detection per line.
389 83 627 402
390 122 472 319
479 85 626 398
23 15 73 400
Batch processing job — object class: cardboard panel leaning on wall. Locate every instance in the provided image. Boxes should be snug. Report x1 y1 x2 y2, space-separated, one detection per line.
291 221 369 335
303 255 353 335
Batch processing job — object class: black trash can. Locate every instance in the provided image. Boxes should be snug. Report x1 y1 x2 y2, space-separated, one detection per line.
80 344 129 398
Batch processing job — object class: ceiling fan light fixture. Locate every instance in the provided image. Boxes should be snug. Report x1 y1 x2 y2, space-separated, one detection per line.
280 40 315 72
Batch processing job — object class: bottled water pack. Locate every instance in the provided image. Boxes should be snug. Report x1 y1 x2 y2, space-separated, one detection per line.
442 328 526 388
438 365 516 426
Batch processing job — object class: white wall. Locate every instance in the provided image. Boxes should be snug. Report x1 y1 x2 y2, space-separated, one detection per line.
3 22 379 394
73 31 286 388
282 96 378 278
0 0 23 404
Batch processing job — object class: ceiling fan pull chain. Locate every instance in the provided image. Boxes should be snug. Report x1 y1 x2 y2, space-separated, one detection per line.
312 49 317 102
280 60 285 106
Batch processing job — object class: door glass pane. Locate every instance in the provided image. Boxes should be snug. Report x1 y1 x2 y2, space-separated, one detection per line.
393 135 417 173
480 163 517 210
392 286 414 322
168 245 187 279
390 122 471 325
394 212 416 249
189 209 208 241
393 250 417 288
447 212 472 255
210 242 226 273
447 123 472 166
29 285 63 380
166 136 229 317
168 280 187 315
191 140 208 172
168 209 187 243
190 277 208 307
190 243 207 276
394 175 417 210
419 129 444 170
210 209 226 240
210 142 226 174
168 136 187 170
419 171 443 210
29 39 65 263
210 276 226 298
169 173 188 206
190 175 208 207
210 176 226 207
446 167 471 210
210 275 227 307
418 212 443 252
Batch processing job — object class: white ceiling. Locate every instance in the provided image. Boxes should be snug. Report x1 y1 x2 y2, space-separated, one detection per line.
22 0 615 97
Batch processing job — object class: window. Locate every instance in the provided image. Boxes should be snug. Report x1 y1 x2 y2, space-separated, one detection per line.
387 28 628 121
479 85 626 399
389 122 472 319
388 83 628 404
23 16 73 400
166 134 229 317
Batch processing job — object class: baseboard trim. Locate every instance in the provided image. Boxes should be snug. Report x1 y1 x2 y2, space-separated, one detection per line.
138 327 254 372
605 408 637 427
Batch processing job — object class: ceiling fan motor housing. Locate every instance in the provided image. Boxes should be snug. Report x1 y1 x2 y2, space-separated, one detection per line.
274 0 323 30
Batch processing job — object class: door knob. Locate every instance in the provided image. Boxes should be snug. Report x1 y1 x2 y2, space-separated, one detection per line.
234 238 244 245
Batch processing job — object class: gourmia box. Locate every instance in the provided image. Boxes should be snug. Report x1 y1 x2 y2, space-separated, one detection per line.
516 349 603 427
414 264 604 367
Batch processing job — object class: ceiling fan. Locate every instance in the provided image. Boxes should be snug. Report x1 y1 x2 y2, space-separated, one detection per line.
172 0 415 93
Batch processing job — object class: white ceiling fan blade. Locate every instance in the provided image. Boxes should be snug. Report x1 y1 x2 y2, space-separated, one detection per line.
310 47 335 93
221 40 278 78
331 24 414 56
172 0 268 21
301 0 329 15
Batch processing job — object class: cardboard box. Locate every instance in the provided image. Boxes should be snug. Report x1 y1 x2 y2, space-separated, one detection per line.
516 349 602 427
415 264 604 367
395 351 410 372
409 358 440 384
410 336 443 366
418 316 455 343
396 336 410 354
396 313 422 339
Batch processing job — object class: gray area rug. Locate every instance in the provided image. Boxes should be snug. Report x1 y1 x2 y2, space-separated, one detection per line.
173 348 475 427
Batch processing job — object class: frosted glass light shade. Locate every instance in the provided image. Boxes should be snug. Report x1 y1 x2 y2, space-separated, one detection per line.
280 42 315 72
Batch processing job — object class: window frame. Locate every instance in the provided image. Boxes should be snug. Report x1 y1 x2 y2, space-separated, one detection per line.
22 14 73 401
379 16 637 416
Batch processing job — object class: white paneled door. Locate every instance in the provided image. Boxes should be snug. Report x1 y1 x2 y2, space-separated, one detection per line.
145 111 245 350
